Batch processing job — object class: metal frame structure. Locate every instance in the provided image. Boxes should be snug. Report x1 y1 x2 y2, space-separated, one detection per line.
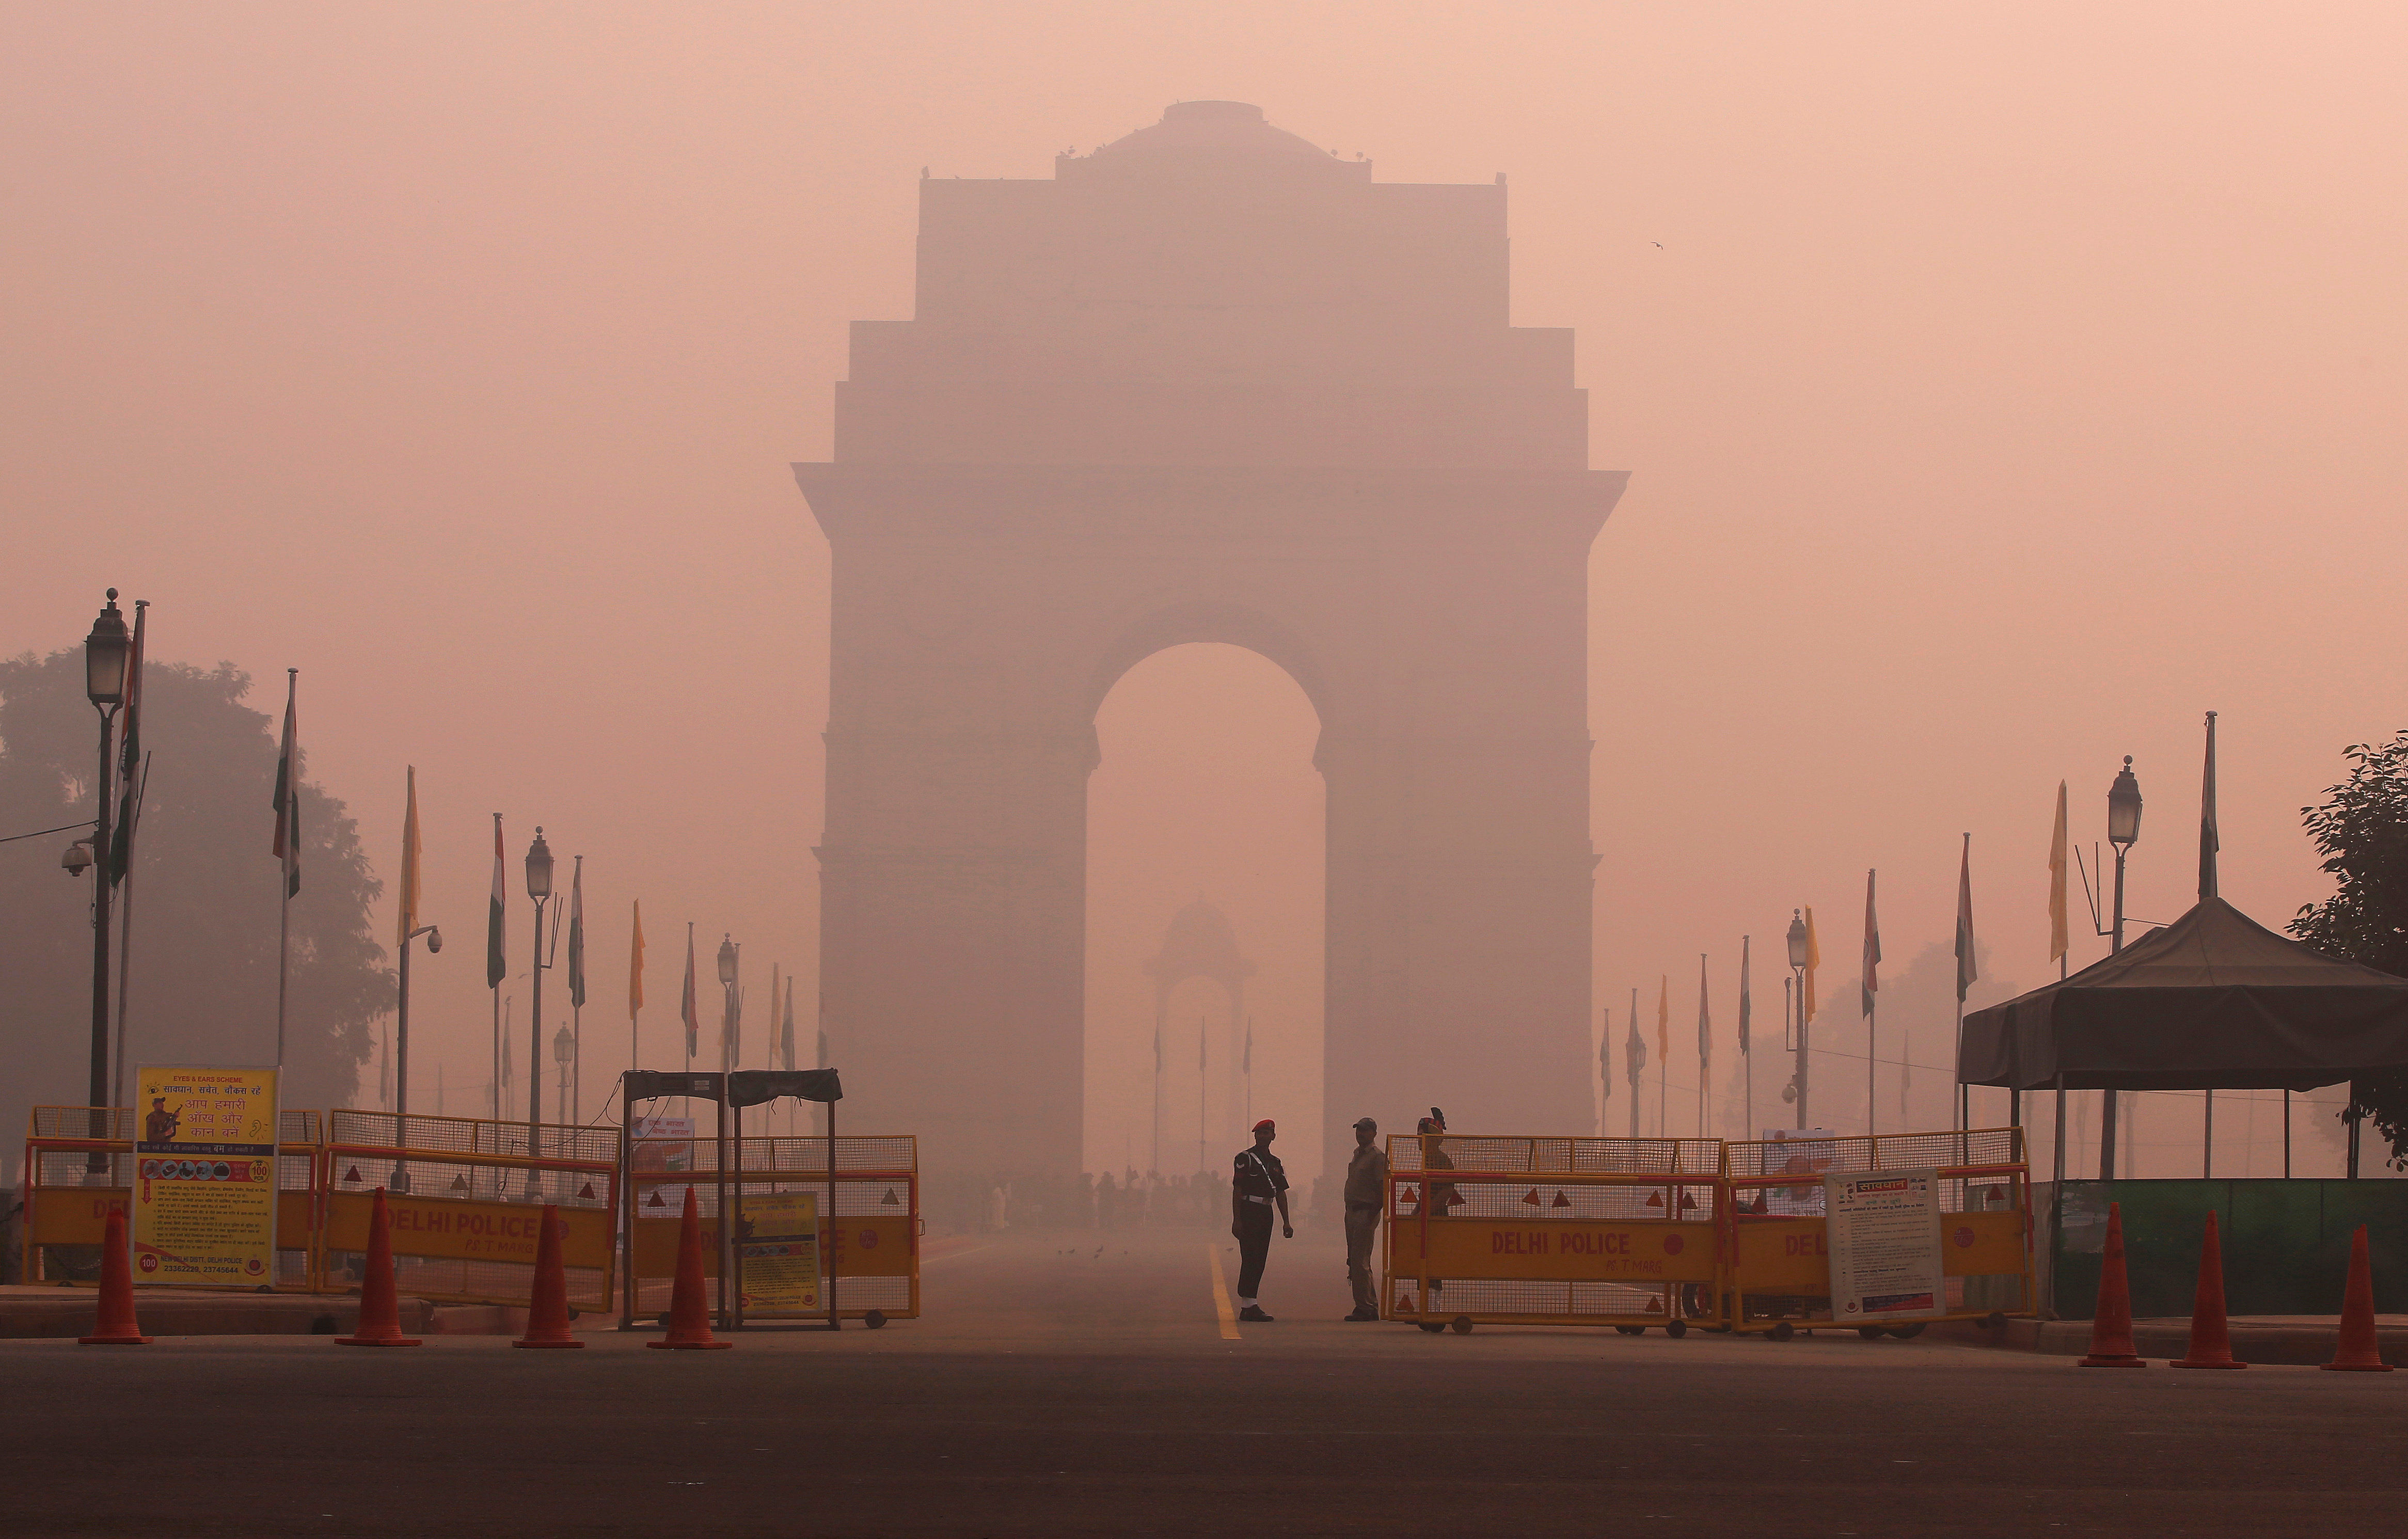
1723 1126 2033 1339
1381 1133 1728 1334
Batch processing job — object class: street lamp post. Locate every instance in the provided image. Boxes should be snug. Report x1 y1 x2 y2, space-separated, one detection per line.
2099 758 2142 1180
82 592 131 1167
392 921 440 1189
717 934 739 1071
1785 910 1811 1130
714 933 738 1328
524 828 554 1183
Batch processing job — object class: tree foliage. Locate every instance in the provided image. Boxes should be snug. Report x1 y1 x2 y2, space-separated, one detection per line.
0 649 389 1141
2290 732 2408 1170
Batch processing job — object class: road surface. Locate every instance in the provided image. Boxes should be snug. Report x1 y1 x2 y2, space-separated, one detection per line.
2 1227 2401 1536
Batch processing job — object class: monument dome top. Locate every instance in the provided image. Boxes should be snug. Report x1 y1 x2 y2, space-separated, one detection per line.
1073 101 1351 176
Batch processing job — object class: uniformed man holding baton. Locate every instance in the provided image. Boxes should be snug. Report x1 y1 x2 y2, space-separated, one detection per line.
1230 1118 1291 1322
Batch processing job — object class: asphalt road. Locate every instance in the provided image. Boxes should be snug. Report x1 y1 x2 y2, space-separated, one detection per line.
3 1228 2402 1537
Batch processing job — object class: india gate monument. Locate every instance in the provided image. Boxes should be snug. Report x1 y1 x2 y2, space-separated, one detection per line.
795 102 1626 1177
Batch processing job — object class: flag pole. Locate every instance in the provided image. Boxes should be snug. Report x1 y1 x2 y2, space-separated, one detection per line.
273 669 298 1070
1696 954 1709 1140
1598 1008 1610 1138
1863 869 1880 1140
1868 994 1877 1139
1627 986 1640 1139
1196 1014 1208 1177
107 597 150 1114
1738 937 1752 1145
1656 978 1667 1140
629 902 642 1096
1150 994 1164 1177
110 751 151 1114
571 856 584 1126
2049 780 2069 1181
1780 975 1791 1134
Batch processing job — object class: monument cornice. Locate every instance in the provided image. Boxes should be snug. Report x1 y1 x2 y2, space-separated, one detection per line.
793 462 1625 543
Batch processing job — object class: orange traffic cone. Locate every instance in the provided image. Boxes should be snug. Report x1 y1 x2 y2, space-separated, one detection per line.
338 1187 422 1346
648 1186 732 1350
2321 1225 2394 1373
2079 1202 2147 1367
78 1205 151 1346
2172 1209 2244 1369
514 1204 584 1349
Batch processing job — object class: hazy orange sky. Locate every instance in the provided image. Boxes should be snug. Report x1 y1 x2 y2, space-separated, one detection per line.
6 3 2403 1181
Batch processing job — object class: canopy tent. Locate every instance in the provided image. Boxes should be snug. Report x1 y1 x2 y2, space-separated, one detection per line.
1959 894 2408 1092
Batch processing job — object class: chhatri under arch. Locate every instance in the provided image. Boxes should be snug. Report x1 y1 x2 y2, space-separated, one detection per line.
1143 897 1259 1177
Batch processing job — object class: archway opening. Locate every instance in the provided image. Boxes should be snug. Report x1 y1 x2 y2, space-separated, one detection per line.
1085 643 1326 1201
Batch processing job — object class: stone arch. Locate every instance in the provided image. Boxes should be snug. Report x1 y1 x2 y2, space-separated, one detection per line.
798 102 1624 1184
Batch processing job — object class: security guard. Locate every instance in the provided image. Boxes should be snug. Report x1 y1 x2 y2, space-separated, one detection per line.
1229 1118 1292 1322
1342 1117 1386 1320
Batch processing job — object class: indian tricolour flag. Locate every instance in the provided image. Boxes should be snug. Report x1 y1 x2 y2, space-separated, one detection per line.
486 814 506 990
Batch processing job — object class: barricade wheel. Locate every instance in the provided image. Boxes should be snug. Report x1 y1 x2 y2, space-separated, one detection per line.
865 1310 888 1330
1418 1322 1444 1334
1450 1316 1473 1335
1981 1311 2007 1330
1768 1321 1795 1342
1887 1323 1926 1340
1615 1325 1644 1336
1858 1326 1886 1341
1665 1319 1688 1339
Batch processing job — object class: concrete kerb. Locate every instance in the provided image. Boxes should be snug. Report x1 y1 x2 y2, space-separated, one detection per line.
0 1288 607 1339
1933 1313 2408 1367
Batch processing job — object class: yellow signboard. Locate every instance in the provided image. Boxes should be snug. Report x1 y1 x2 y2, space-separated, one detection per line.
736 1192 820 1312
1390 1218 1720 1283
322 1191 615 1272
130 1066 280 1287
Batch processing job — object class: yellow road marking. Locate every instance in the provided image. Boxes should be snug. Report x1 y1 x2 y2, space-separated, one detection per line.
1207 1245 1241 1339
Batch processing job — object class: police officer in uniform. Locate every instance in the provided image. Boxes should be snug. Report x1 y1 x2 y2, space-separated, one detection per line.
1229 1118 1291 1322
1342 1117 1386 1320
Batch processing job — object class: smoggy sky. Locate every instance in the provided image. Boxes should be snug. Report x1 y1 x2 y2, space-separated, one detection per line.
5 3 2404 1180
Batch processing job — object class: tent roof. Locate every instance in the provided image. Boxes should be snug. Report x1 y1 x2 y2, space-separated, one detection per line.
1959 896 2408 1091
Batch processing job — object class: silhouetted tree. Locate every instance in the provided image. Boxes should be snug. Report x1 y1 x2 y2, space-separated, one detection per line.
0 650 388 1142
2290 732 2408 1170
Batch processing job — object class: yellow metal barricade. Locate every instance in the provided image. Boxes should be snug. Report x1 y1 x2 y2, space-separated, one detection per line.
319 1109 619 1312
1725 1126 2033 1338
624 1133 920 1325
1382 1133 1729 1334
21 1107 322 1290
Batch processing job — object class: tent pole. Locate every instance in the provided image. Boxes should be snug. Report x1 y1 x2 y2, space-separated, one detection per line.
2203 1089 2212 1179
2052 1073 2066 1189
2282 1090 2291 1179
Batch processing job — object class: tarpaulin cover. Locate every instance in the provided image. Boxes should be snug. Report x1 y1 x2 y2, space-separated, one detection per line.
1958 896 2408 1091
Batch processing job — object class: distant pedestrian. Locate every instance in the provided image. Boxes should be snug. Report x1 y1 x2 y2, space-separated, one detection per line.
1342 1117 1386 1320
1230 1119 1292 1321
